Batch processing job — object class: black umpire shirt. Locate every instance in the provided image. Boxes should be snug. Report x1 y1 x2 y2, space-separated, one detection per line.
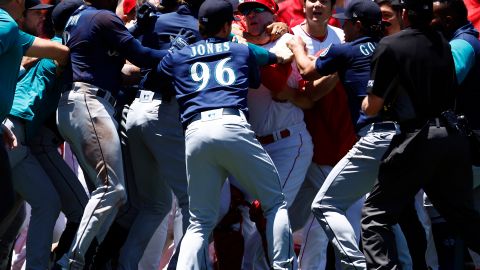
366 27 457 126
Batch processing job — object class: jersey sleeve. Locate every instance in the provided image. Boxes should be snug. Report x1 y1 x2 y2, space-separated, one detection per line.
18 31 35 54
96 11 167 67
247 47 261 89
141 52 174 90
450 38 475 84
314 44 344 75
158 52 175 77
229 33 277 66
96 11 133 45
367 42 398 99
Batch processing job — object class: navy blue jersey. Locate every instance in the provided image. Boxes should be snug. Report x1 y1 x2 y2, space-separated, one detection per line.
156 37 260 126
315 36 380 130
140 5 202 51
137 4 202 81
63 5 166 95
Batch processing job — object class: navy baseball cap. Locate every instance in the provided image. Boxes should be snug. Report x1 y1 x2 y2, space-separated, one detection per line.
51 0 83 30
333 0 383 25
198 0 237 27
25 0 54 10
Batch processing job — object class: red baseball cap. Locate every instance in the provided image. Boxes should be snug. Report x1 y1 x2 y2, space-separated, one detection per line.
237 0 279 14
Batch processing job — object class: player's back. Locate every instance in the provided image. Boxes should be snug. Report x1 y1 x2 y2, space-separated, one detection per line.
158 37 260 125
63 5 130 92
141 5 203 51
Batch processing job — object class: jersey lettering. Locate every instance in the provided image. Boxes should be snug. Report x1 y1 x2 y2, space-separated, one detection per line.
367 80 374 88
62 31 70 45
190 42 230 57
190 57 236 91
66 14 80 28
359 42 376 56
191 62 210 91
63 14 81 44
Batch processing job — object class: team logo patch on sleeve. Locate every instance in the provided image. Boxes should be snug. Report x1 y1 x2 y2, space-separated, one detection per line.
367 80 374 88
319 44 332 58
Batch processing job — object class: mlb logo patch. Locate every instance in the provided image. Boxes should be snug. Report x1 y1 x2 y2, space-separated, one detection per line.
319 44 332 58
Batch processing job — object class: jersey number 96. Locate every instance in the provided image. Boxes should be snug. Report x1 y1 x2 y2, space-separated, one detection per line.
190 57 236 91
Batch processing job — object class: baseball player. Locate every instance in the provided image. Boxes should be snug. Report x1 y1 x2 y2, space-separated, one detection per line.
234 0 313 267
54 0 188 267
286 0 417 269
284 0 365 268
0 0 69 225
120 0 299 267
143 0 297 268
119 0 201 267
0 1 86 269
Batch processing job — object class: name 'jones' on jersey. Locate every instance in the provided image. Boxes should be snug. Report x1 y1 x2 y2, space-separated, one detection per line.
190 41 230 57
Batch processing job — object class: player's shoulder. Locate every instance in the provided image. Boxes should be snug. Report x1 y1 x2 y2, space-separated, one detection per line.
94 8 117 16
319 41 345 59
291 23 303 36
275 32 294 45
90 8 122 25
263 32 294 52
0 11 19 37
225 40 250 54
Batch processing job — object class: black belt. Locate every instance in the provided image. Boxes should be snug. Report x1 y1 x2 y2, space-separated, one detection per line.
70 82 116 107
185 108 241 129
256 129 291 145
370 121 399 132
96 88 116 107
400 118 448 132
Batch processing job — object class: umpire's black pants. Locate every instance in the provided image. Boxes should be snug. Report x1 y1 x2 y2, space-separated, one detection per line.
361 125 480 269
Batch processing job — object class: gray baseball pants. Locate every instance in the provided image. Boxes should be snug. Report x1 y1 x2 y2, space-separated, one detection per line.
3 117 62 270
178 111 295 270
311 122 402 270
28 126 88 224
119 92 189 269
56 82 127 269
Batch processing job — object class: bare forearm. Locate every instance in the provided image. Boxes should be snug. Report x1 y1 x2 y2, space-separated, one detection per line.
26 37 69 66
362 94 384 116
121 63 142 86
21 56 39 69
307 74 339 101
292 50 318 80
273 85 314 109
287 36 319 80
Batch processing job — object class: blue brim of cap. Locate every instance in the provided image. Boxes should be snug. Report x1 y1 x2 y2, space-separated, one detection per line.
28 3 54 9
